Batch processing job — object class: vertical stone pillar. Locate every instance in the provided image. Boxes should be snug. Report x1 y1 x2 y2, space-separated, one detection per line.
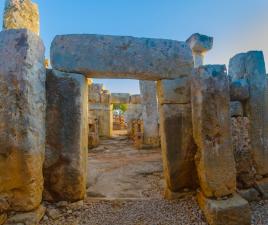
186 33 213 68
3 0 40 35
192 65 250 225
0 29 45 212
157 77 197 199
139 80 160 147
45 70 88 202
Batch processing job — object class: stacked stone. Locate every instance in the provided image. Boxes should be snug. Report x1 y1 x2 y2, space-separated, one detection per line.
229 51 268 200
191 65 251 225
139 81 160 148
88 84 113 138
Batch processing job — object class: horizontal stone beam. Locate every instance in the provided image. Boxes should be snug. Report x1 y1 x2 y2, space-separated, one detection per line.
51 34 194 80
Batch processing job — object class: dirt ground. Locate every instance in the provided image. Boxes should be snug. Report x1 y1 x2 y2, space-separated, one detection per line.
40 132 268 225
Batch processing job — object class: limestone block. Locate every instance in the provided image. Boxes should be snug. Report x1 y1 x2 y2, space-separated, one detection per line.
230 101 243 117
111 93 130 104
5 205 46 225
228 53 247 81
186 33 213 53
238 188 261 202
125 104 143 135
0 29 45 212
140 81 159 146
0 214 7 225
129 95 141 104
244 51 268 176
51 34 194 80
100 92 110 104
88 92 101 103
90 83 104 93
3 0 39 35
191 65 236 198
45 69 88 202
197 192 251 225
159 104 197 193
230 79 249 101
157 77 190 104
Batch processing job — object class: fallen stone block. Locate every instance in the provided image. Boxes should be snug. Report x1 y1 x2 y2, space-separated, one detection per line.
51 34 193 80
3 0 40 35
5 205 46 225
45 69 88 202
191 65 236 198
197 191 251 225
0 29 45 212
230 101 243 117
157 77 191 104
159 104 197 194
230 79 249 101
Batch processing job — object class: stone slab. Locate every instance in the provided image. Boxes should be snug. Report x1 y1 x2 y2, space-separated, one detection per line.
244 51 268 176
45 69 88 202
186 33 213 53
3 0 39 35
256 177 268 199
159 104 197 193
129 95 141 104
0 29 45 212
191 65 236 198
157 77 190 104
197 192 251 225
51 34 194 80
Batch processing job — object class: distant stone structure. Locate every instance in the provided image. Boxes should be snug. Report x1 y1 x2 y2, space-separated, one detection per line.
1 1 268 224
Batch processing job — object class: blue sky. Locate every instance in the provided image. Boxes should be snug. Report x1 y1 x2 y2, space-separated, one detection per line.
1 0 268 94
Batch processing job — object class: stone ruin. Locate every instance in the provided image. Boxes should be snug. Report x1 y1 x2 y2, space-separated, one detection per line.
0 0 267 225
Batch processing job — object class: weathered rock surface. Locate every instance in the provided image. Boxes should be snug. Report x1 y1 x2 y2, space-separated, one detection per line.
159 104 197 194
191 65 236 198
198 191 251 225
45 69 88 202
140 81 159 146
110 93 130 104
230 101 243 117
3 0 39 35
0 29 45 212
231 117 255 188
230 79 249 101
5 205 46 225
256 178 268 199
157 77 191 104
51 34 193 80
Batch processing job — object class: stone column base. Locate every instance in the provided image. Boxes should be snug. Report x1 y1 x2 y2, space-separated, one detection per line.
197 191 251 225
164 187 195 200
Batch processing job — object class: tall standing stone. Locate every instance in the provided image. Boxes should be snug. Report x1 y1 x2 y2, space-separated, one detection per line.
229 51 268 176
139 81 159 147
191 65 236 198
3 0 40 35
157 77 197 198
45 69 88 202
0 29 45 212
